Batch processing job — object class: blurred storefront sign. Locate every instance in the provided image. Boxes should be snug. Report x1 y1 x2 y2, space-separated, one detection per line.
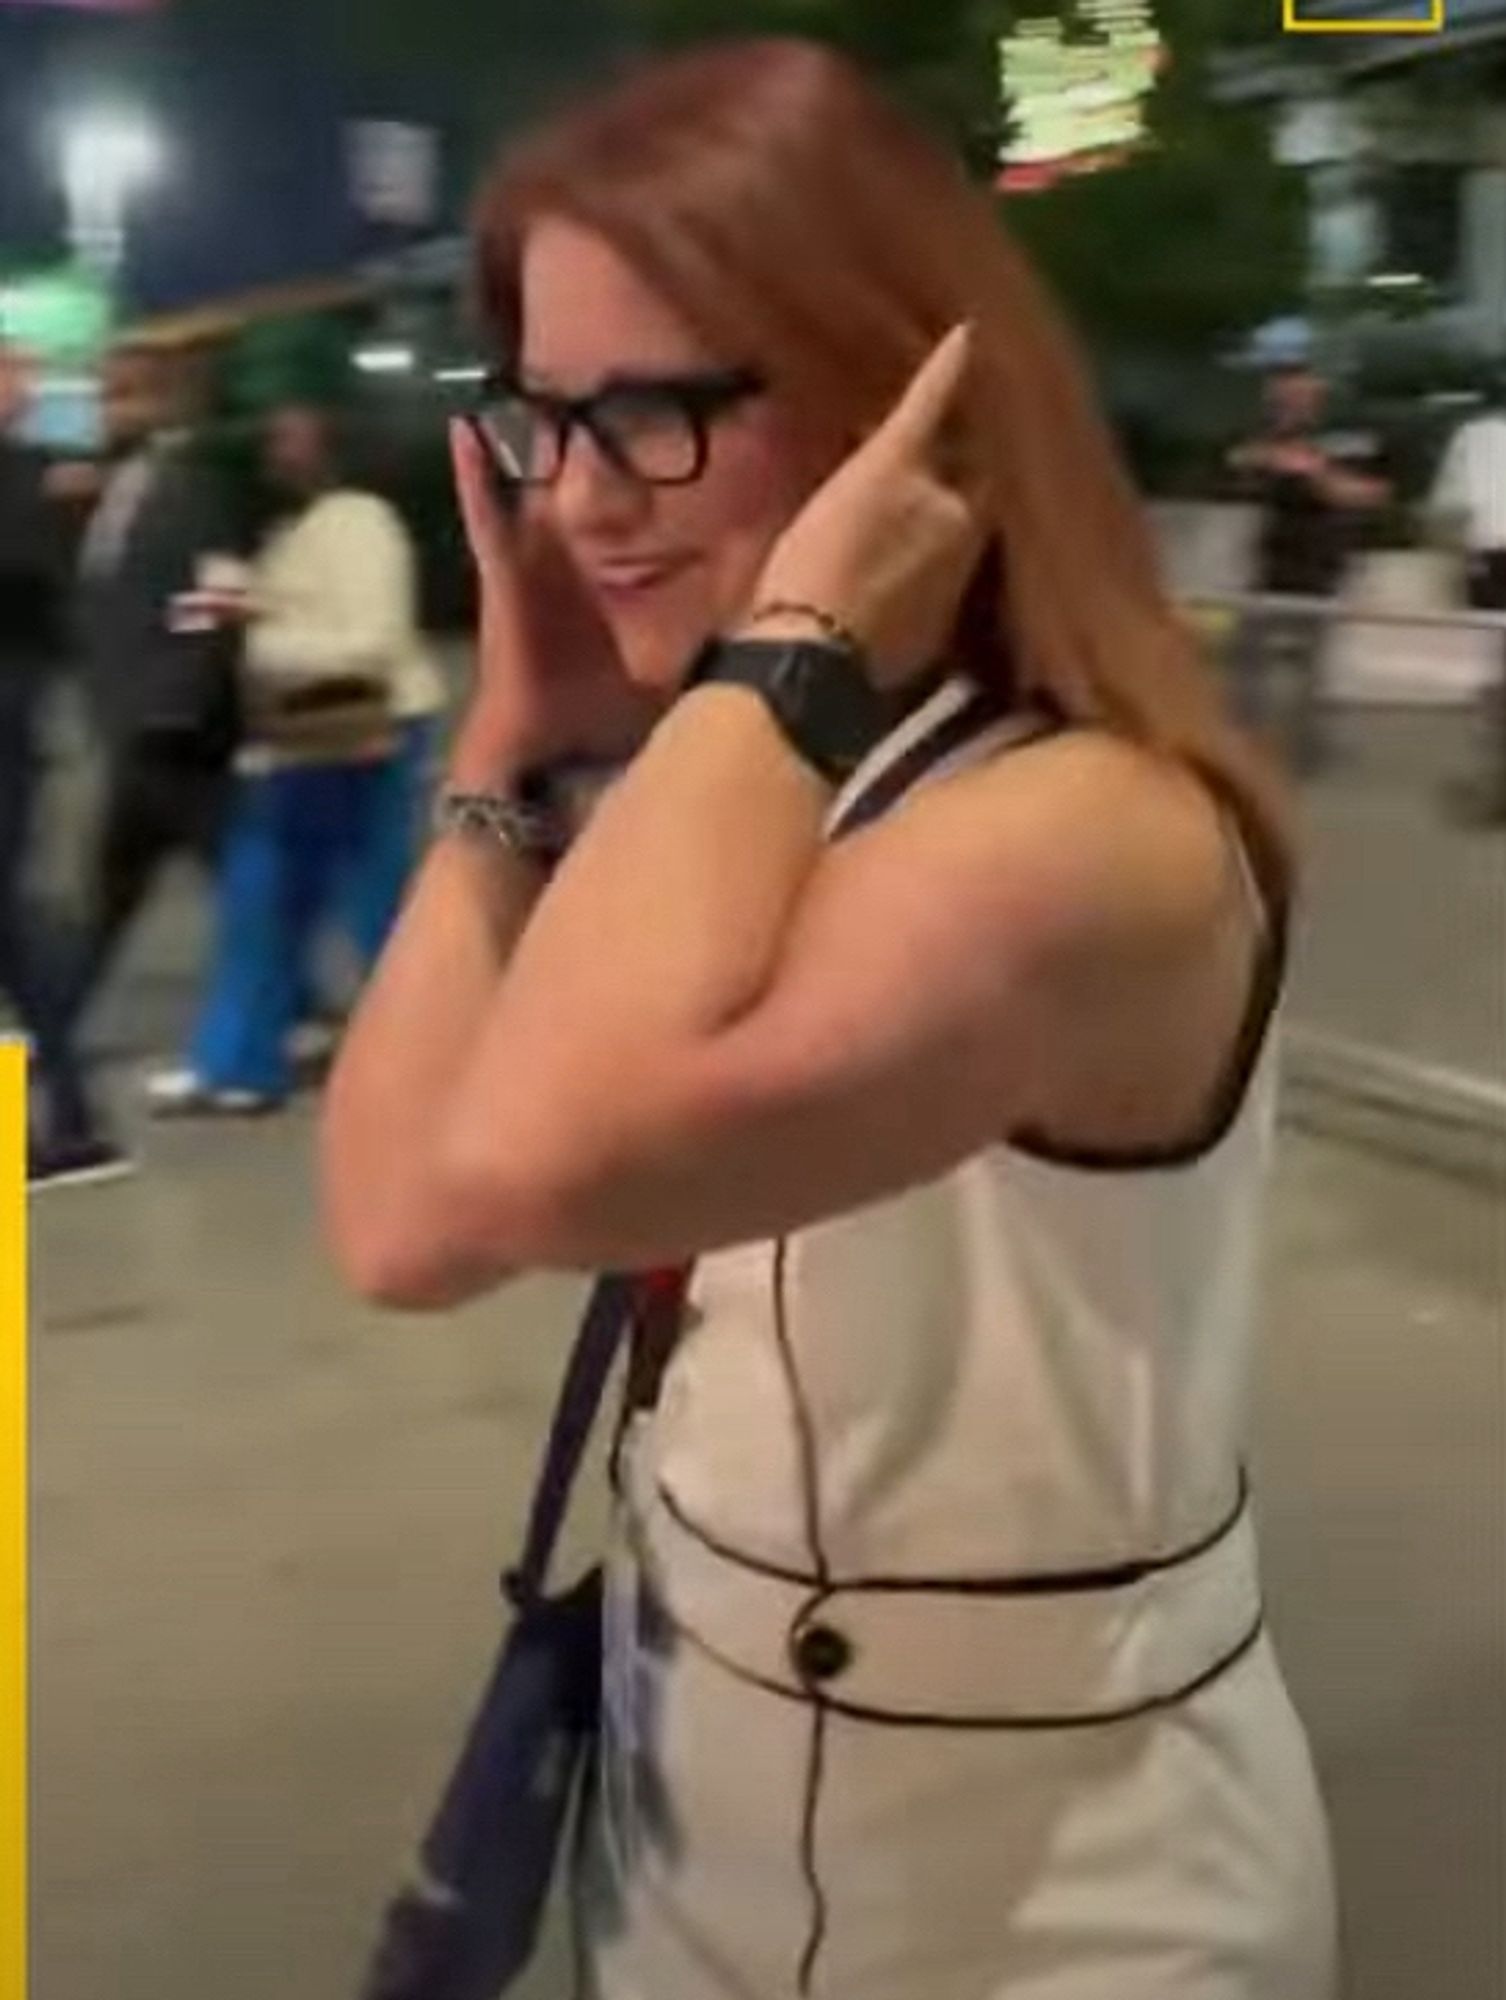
0 263 114 447
0 263 112 361
998 0 1165 194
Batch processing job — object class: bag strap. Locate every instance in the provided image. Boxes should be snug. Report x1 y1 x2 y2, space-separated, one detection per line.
504 679 1031 1609
505 1273 640 1610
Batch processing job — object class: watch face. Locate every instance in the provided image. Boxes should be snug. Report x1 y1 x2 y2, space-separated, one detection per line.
687 636 885 781
775 644 881 775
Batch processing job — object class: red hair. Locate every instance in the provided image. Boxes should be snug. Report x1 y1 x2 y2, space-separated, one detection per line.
474 38 1293 897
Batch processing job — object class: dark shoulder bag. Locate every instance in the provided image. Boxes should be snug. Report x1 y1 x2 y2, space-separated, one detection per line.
357 1271 645 2000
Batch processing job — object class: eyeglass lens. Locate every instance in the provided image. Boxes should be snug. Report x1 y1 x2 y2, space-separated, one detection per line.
481 385 707 487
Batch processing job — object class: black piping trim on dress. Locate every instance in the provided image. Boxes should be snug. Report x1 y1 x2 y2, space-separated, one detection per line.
665 1599 1269 1734
656 1465 1251 1599
795 1700 831 1998
769 1237 835 1995
771 1239 832 1591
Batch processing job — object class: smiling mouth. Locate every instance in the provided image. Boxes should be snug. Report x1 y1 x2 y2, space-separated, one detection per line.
587 554 697 598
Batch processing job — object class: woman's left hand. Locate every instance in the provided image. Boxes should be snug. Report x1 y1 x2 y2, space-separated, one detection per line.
741 324 987 692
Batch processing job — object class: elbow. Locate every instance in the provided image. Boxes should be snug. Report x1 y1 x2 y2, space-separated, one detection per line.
434 1117 588 1271
328 1222 479 1314
322 1187 479 1311
320 1144 525 1315
325 1147 583 1312
321 1085 633 1310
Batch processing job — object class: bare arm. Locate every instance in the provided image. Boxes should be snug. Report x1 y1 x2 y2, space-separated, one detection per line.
318 703 547 1308
1229 438 1389 512
1315 461 1390 512
319 422 661 1306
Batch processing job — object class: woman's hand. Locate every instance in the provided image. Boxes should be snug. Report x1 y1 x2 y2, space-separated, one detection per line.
741 325 987 691
450 420 658 777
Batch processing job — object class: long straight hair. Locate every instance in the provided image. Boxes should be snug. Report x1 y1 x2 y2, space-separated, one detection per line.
474 37 1294 898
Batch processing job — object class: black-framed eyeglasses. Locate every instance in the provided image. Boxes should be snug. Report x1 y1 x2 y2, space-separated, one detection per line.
474 367 767 490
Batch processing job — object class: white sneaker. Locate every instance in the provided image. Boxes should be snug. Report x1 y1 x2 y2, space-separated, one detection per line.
143 1067 279 1119
287 1019 341 1072
28 1136 135 1192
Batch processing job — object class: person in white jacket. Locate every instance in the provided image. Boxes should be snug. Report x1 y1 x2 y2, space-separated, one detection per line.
1431 371 1506 820
150 402 445 1112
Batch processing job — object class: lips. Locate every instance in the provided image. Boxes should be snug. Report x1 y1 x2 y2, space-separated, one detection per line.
586 553 697 599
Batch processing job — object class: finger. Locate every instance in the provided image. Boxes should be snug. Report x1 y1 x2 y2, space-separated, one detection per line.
450 418 515 588
931 418 989 507
870 323 975 467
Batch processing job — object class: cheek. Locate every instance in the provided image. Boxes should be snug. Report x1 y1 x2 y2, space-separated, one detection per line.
692 424 815 619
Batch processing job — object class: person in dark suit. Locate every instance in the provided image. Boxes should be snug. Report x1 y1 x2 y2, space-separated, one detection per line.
0 341 126 1186
69 344 245 1022
1227 363 1390 774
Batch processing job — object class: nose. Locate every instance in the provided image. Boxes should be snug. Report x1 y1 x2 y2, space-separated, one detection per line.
549 421 651 541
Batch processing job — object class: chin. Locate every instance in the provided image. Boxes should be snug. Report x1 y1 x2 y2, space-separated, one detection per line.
617 621 713 696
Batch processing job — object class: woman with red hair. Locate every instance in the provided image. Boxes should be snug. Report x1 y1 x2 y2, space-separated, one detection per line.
323 39 1335 2000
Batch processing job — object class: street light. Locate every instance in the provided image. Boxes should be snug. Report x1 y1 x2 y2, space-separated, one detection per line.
354 342 418 377
58 109 166 287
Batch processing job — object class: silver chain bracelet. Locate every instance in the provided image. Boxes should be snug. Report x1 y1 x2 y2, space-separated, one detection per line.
432 786 569 869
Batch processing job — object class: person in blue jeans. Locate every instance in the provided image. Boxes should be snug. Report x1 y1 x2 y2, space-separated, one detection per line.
1 339 129 1186
149 404 444 1114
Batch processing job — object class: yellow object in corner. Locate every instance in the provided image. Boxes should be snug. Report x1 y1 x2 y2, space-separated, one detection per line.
0 1043 24 2000
1284 0 1444 32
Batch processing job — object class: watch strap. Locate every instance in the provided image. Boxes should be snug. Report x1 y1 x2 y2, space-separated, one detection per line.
683 635 889 784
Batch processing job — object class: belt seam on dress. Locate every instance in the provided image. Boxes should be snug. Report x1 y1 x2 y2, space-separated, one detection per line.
662 1599 1269 1732
655 1465 1252 1599
768 1235 834 1998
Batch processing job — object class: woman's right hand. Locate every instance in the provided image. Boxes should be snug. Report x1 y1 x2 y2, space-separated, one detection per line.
450 420 656 779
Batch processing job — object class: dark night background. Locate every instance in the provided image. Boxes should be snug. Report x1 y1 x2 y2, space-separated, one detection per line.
0 0 629 312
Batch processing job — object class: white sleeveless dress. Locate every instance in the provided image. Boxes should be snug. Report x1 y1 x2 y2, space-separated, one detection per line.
578 677 1338 2000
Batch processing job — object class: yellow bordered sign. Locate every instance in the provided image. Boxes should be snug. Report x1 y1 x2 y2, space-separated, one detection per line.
0 1043 23 2000
1284 0 1444 29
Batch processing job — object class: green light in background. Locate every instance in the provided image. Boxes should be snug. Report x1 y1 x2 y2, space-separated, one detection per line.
0 264 114 364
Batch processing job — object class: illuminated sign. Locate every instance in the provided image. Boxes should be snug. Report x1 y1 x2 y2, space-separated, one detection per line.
1284 0 1445 28
0 266 113 361
999 1 1164 194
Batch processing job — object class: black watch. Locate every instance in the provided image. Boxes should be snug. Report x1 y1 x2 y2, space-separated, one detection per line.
682 636 888 785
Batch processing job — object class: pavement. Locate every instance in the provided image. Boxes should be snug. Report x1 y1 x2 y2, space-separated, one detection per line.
18 696 1506 2000
1289 705 1505 1088
29 1101 1505 2000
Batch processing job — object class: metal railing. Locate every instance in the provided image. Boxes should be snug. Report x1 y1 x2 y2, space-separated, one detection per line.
1185 590 1506 639
1186 587 1506 797
1183 590 1506 1173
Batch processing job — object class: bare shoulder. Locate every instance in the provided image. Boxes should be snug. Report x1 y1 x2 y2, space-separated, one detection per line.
905 726 1241 970
905 731 1261 1149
